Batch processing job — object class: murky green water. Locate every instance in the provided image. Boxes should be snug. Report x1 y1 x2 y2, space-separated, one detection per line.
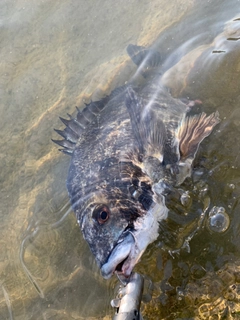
1 0 240 319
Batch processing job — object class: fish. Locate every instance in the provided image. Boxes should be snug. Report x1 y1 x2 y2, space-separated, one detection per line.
53 45 220 279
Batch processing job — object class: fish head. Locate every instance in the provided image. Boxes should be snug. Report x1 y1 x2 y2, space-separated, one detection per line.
100 199 168 279
67 147 168 279
75 190 132 272
76 189 168 279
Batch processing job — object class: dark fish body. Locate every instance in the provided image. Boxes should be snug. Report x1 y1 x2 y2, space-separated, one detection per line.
53 45 220 279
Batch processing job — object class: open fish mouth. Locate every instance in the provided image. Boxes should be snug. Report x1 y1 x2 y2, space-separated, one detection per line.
100 203 169 279
101 232 137 279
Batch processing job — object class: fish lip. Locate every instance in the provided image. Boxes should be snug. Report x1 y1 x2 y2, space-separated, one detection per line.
100 232 135 279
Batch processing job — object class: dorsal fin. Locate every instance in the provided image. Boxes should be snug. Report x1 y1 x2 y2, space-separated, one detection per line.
51 138 76 155
108 84 128 100
52 85 128 155
177 111 220 160
53 98 107 154
127 44 162 71
125 87 166 161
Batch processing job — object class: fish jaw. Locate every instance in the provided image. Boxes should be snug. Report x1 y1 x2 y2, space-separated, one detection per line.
101 202 168 279
101 232 134 279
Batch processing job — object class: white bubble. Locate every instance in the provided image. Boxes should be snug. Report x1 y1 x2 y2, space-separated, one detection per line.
207 206 230 233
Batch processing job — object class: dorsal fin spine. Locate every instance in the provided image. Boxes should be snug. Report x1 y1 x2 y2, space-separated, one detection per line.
53 87 127 155
51 139 75 149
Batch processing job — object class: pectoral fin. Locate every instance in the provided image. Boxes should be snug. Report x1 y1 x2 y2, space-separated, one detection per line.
125 87 166 161
177 111 220 160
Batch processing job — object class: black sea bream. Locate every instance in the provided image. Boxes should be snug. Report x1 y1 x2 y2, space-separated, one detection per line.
53 45 220 279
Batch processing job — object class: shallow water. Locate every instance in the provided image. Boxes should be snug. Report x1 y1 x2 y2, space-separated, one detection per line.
1 0 240 319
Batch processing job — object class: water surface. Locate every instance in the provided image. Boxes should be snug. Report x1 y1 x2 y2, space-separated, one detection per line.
1 0 240 319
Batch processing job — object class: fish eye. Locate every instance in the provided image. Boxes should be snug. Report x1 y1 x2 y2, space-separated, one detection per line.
93 204 110 225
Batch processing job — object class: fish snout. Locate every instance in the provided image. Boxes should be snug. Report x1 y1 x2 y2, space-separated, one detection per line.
101 232 135 279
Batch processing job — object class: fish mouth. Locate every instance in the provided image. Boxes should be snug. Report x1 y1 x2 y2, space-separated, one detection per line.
101 232 137 279
100 203 168 279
